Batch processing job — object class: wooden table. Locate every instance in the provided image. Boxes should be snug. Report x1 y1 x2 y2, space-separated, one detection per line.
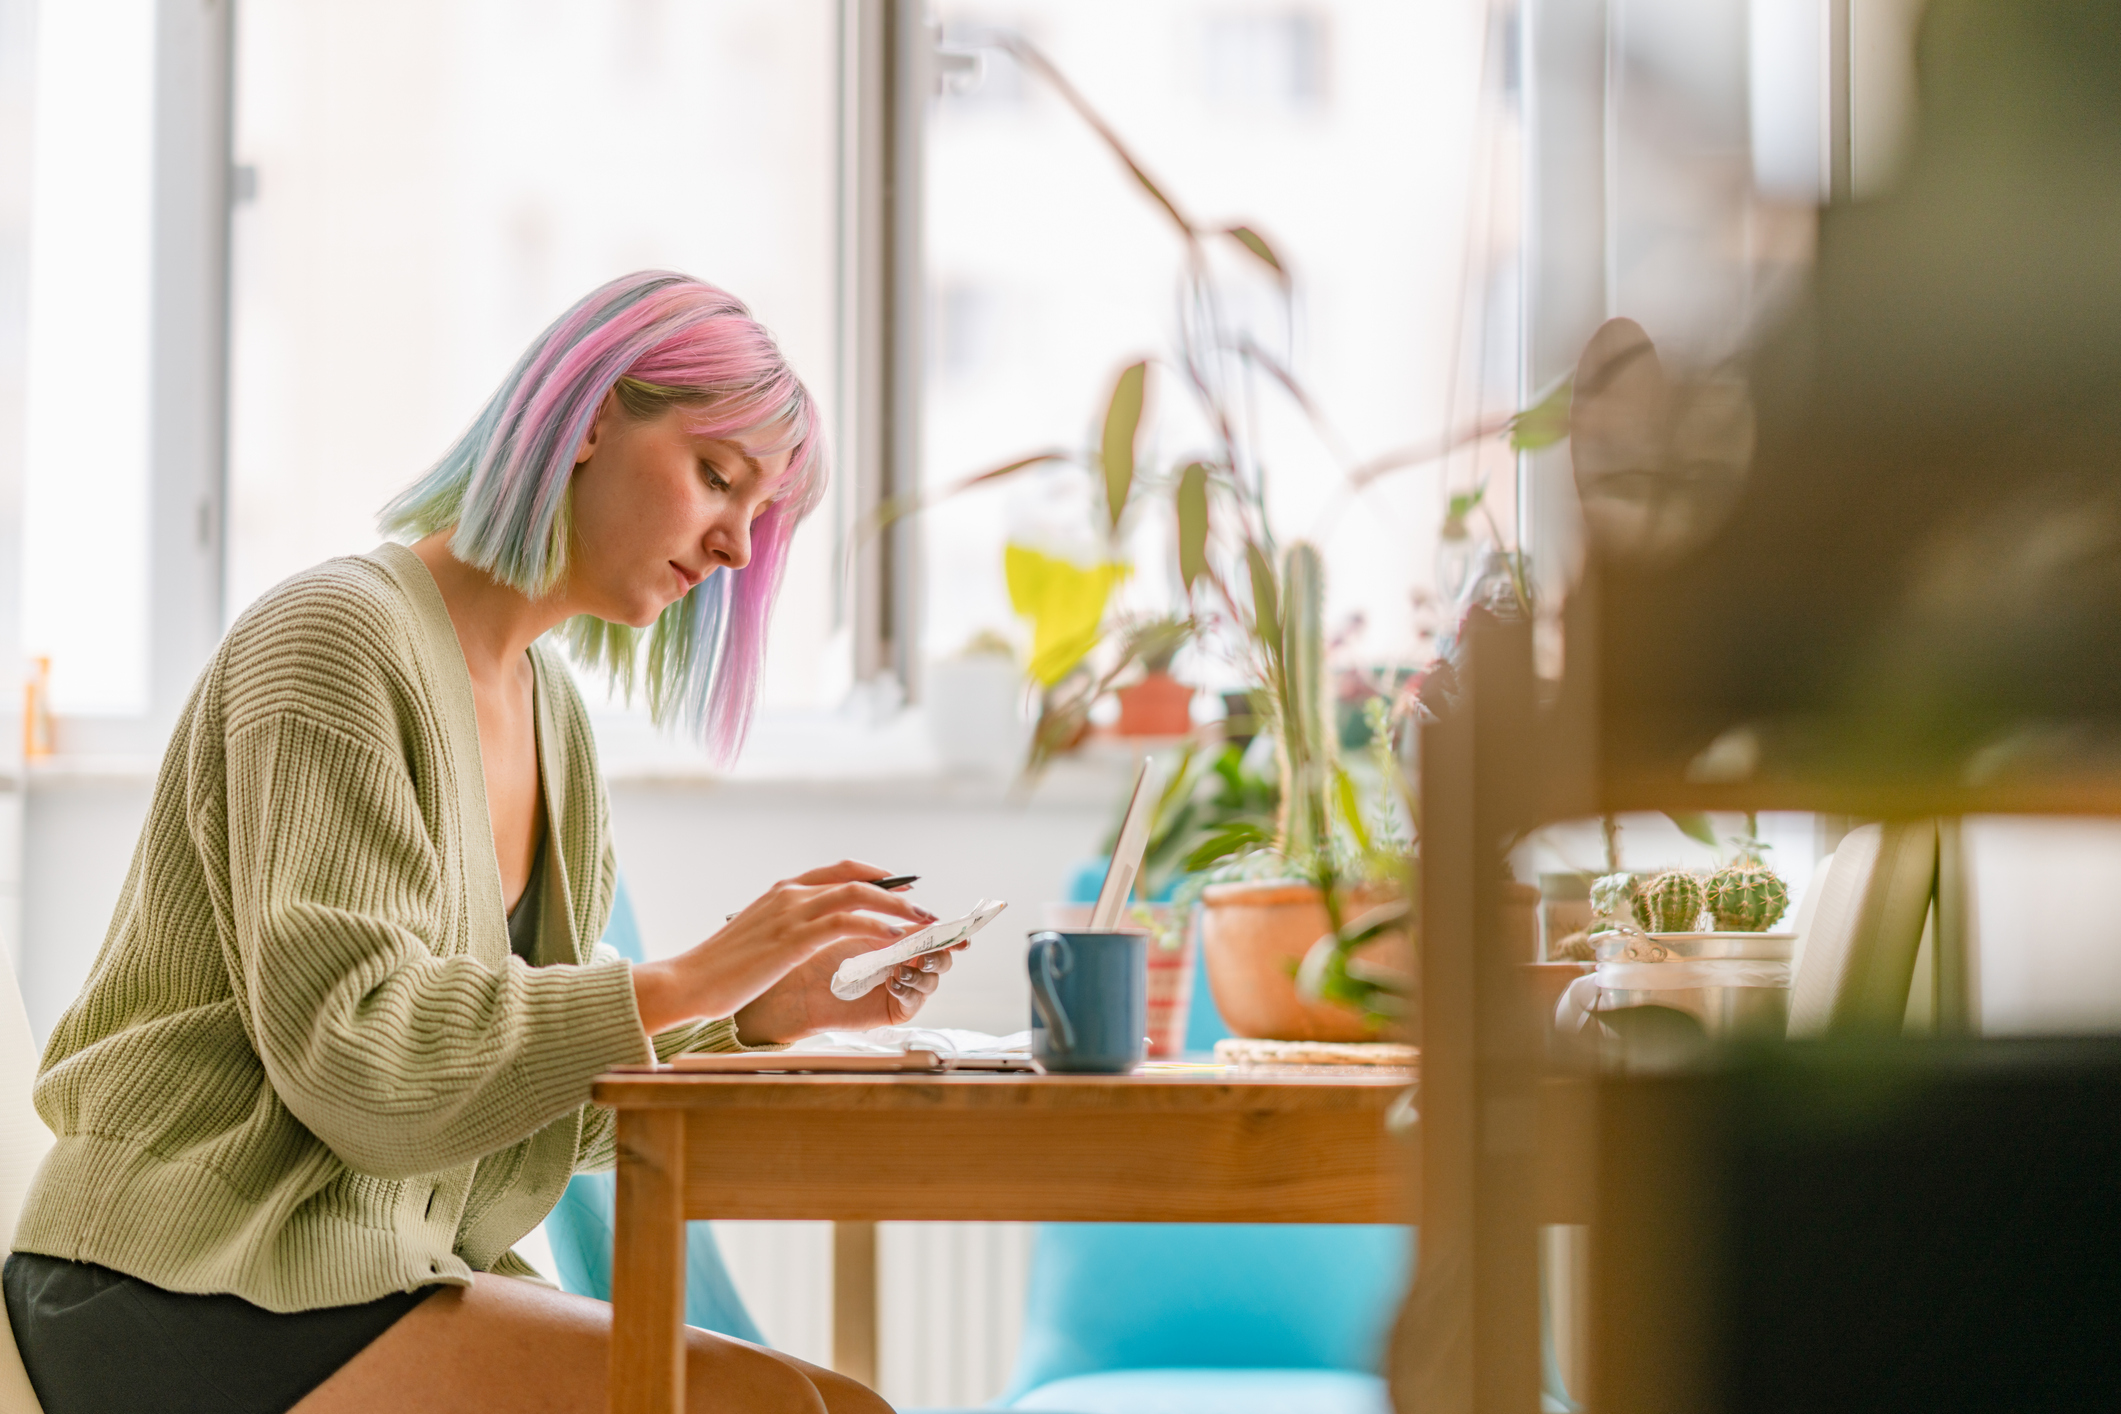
591 1067 1416 1414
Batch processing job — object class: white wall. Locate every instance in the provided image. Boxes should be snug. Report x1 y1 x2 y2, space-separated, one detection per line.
607 771 1112 1036
1968 817 2121 1036
18 756 1114 1043
19 772 152 1039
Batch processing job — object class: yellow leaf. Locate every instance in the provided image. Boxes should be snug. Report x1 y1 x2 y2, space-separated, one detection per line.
1005 544 1130 686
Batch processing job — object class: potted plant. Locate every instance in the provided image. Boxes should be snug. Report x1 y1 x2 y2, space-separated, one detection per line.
1113 617 1194 737
886 37 1558 1038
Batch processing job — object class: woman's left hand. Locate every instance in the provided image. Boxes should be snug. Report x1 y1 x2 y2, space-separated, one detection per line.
733 940 968 1044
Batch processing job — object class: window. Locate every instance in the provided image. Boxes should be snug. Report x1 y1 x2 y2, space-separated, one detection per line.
228 0 844 747
923 0 1512 695
22 0 155 717
14 0 1914 769
1198 10 1330 113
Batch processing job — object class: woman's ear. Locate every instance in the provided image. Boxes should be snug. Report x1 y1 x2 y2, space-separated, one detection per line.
574 392 617 466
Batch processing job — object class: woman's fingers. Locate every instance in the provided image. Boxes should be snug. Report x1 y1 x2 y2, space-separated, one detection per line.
889 963 941 996
803 879 935 924
802 914 917 951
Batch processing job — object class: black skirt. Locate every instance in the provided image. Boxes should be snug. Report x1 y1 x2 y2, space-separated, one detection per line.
3 1252 436 1414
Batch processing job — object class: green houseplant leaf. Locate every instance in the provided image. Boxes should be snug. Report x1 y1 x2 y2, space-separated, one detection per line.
1176 461 1210 593
1101 361 1147 535
1245 540 1281 649
1507 376 1573 452
1665 811 1720 850
1223 224 1287 281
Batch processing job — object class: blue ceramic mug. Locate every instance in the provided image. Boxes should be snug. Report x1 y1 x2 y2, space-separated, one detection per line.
1027 929 1148 1074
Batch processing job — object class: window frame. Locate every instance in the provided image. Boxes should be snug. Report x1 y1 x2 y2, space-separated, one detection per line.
45 0 926 766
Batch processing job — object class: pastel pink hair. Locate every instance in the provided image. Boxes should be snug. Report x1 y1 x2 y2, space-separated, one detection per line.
380 271 826 762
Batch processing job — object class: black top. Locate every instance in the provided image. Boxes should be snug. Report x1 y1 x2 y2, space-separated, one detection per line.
506 838 546 963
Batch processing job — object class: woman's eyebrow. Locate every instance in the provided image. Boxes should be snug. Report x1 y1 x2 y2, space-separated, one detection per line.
702 439 766 481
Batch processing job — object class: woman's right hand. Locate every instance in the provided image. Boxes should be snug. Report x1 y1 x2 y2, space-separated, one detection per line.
629 860 937 1034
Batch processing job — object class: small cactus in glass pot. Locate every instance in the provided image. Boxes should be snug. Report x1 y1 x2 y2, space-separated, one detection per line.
1635 869 1707 933
1706 831 1790 932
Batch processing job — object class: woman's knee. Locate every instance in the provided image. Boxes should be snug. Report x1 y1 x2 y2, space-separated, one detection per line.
803 1365 894 1414
684 1332 829 1414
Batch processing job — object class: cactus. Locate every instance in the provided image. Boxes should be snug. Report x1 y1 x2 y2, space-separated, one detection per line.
1634 869 1706 933
1706 860 1790 932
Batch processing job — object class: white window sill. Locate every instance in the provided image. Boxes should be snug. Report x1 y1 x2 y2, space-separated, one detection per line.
23 707 1164 807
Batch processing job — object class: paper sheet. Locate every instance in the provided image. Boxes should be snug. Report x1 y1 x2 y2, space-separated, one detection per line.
828 900 1007 1000
780 1026 1033 1060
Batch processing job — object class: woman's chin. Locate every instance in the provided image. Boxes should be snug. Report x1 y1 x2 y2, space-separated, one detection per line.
598 597 671 629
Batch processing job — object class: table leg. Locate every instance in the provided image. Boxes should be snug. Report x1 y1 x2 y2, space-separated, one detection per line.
611 1109 687 1414
831 1220 879 1390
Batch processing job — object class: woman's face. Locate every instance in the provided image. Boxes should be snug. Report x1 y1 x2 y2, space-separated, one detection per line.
565 398 790 627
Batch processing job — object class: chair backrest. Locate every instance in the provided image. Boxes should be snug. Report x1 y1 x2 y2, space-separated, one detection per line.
1 959 52 1413
541 873 765 1343
1787 822 1938 1037
1003 1221 1413 1398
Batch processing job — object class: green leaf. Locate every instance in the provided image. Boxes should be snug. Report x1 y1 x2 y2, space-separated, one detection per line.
1101 362 1148 535
1337 899 1411 949
1332 765 1372 856
1175 461 1209 593
1445 485 1486 522
1665 811 1720 850
1223 224 1286 279
1245 540 1281 647
1185 822 1271 874
1507 377 1574 452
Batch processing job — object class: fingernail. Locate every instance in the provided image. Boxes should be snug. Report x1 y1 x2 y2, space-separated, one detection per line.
920 957 940 972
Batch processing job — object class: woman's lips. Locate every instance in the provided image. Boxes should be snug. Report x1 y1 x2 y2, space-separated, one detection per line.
670 561 704 591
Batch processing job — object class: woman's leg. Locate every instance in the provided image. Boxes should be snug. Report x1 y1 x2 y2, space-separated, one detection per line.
293 1273 891 1414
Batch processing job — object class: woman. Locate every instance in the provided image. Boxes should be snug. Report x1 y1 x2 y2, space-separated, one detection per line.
3 272 949 1412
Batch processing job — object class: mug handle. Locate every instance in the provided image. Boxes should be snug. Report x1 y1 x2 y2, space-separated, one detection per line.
1027 933 1076 1052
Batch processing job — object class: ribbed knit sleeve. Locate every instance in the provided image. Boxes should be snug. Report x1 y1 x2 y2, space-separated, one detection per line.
222 712 655 1179
569 1017 756 1174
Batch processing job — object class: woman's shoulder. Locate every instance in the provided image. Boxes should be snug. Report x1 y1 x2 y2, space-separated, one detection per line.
215 552 427 733
228 551 418 644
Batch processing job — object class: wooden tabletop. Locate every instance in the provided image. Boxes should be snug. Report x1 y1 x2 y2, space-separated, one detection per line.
593 1065 1416 1105
592 1066 1417 1225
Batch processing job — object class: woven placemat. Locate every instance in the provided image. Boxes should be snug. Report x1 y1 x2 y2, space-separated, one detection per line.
1213 1038 1419 1067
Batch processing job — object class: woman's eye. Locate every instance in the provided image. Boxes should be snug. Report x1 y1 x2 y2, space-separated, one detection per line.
700 461 731 492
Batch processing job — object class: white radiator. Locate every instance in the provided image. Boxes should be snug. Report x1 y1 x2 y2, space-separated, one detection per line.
713 1219 1037 1410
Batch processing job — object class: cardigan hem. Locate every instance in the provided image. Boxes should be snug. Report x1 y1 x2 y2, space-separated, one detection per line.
14 1133 476 1313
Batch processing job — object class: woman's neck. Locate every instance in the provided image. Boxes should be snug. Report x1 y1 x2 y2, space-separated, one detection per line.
410 533 579 689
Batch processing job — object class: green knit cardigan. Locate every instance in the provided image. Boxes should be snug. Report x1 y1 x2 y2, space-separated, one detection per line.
13 543 745 1311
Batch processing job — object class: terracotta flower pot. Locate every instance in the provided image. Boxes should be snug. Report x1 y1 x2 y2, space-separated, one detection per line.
1114 671 1193 736
1143 916 1197 1057
1199 880 1411 1042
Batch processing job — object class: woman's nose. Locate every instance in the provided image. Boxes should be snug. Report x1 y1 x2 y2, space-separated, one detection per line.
707 513 752 571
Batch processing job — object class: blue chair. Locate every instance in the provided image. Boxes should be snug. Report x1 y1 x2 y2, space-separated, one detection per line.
542 873 766 1344
996 866 1578 1413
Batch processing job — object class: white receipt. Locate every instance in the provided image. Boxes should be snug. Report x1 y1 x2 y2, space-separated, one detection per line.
829 899 1007 1001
